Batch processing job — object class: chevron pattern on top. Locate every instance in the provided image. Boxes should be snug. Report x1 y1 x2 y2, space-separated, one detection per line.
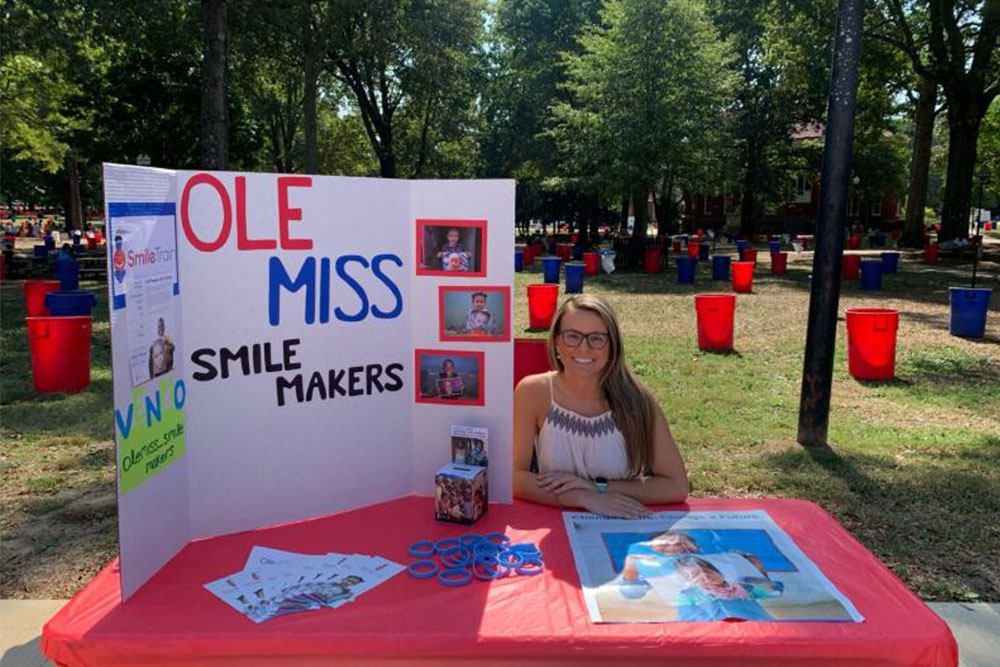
545 404 618 439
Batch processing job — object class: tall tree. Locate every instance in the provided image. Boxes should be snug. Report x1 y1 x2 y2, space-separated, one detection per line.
880 0 1000 242
550 0 732 250
326 0 483 178
202 0 232 170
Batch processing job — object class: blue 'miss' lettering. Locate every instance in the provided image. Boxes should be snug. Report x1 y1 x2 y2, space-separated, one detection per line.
268 254 404 326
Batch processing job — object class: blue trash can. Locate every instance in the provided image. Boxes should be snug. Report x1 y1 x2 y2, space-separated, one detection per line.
871 234 886 248
736 239 749 251
56 255 79 291
514 250 524 273
565 263 585 294
949 287 992 338
698 243 709 261
711 255 731 281
769 240 781 254
880 251 900 274
44 235 55 250
44 290 97 316
860 260 883 291
33 245 48 258
547 242 557 255
542 256 561 284
676 257 697 284
572 244 584 261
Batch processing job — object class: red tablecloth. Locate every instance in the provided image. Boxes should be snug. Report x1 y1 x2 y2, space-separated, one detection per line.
42 497 956 666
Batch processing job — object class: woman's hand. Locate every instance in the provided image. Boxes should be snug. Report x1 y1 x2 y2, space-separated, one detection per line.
536 472 593 495
577 490 649 519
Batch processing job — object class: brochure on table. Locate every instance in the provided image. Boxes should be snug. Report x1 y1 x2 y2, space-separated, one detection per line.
104 164 514 599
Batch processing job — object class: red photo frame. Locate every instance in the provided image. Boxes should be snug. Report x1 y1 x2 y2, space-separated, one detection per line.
416 219 488 277
438 285 511 343
414 348 485 407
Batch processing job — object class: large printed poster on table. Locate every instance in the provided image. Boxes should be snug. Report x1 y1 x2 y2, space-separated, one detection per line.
564 511 863 623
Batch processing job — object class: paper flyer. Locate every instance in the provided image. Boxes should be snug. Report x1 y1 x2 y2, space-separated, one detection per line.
563 510 863 623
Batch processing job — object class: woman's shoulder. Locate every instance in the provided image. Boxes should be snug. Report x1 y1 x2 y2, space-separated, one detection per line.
514 371 552 406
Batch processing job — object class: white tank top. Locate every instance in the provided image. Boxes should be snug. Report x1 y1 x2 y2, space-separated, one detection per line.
536 372 630 480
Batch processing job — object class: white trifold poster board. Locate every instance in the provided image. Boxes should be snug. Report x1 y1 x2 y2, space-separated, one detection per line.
104 164 515 599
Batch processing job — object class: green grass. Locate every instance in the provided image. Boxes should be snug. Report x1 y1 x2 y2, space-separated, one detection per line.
1 241 998 600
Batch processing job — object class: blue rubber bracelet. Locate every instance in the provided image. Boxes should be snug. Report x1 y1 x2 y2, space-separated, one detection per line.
472 542 501 557
434 537 462 553
441 546 472 568
473 559 506 581
408 540 436 558
460 533 483 546
510 543 540 554
516 561 544 576
474 552 500 565
408 560 439 579
484 532 511 546
498 550 524 568
439 567 472 587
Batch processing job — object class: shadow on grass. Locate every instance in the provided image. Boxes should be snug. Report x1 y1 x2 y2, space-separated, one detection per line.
698 348 743 358
761 438 1000 601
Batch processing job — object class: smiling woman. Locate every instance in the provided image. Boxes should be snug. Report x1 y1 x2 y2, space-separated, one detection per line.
513 294 688 518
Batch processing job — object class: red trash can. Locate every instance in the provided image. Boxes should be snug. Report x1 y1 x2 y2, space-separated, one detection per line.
848 235 862 249
843 254 861 279
771 252 788 275
557 243 573 262
583 252 601 276
731 261 755 293
741 248 758 264
27 316 93 393
687 240 700 259
23 280 61 317
924 244 939 264
644 248 662 274
695 294 736 351
527 284 560 330
672 239 682 253
846 308 898 380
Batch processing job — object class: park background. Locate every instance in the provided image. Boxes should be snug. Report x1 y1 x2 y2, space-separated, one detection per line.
1 0 998 610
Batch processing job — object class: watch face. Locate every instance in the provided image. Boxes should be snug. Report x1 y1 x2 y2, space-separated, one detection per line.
595 477 608 485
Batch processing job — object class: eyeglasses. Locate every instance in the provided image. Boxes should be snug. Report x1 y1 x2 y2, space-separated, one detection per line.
558 329 610 349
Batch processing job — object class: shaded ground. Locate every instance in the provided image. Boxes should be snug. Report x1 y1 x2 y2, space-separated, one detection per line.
1 235 998 600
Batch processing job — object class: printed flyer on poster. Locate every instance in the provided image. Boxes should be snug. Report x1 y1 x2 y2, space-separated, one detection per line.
563 510 863 623
108 203 181 387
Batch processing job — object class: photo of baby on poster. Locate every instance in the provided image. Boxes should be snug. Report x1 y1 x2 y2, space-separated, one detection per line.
564 510 863 623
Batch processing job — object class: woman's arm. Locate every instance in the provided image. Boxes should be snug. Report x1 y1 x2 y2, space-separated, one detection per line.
604 403 688 504
513 377 648 518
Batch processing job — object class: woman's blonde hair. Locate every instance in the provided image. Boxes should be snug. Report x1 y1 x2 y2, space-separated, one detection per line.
546 294 657 477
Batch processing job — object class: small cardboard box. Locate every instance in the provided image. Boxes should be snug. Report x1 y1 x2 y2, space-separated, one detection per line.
435 463 488 525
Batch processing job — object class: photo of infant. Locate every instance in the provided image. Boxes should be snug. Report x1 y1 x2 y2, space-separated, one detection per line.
439 286 510 342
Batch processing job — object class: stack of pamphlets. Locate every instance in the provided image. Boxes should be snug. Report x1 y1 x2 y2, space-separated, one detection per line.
204 546 404 623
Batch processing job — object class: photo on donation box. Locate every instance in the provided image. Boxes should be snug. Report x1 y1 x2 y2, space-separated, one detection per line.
451 425 489 467
439 286 510 342
416 219 487 277
564 511 863 624
415 350 484 406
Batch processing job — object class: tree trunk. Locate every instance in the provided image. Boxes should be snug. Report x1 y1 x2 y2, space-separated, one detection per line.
902 76 937 247
938 90 985 243
739 142 758 237
64 153 83 232
619 197 629 233
201 0 231 170
303 49 319 175
630 188 649 257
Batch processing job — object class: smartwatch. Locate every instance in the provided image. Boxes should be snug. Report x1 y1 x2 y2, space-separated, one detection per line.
594 477 608 494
